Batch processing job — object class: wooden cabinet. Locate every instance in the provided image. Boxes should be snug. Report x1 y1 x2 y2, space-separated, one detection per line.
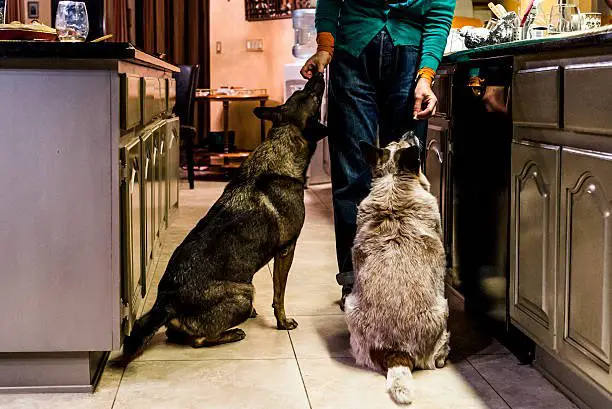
512 67 560 128
119 135 144 336
152 126 161 243
510 141 560 352
0 48 179 392
167 117 180 211
558 147 612 390
141 130 155 277
564 62 612 136
159 122 168 230
120 74 142 131
425 119 448 227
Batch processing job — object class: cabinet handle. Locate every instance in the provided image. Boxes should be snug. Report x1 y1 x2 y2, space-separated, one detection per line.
130 158 138 194
169 132 176 150
144 157 150 179
427 140 443 164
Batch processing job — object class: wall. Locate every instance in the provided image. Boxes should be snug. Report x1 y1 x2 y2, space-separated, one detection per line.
22 0 51 24
209 0 296 150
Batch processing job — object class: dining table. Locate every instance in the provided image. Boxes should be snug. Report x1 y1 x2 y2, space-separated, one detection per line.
196 88 269 154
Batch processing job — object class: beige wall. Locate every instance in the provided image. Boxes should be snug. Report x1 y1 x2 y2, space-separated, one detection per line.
23 0 51 25
209 0 296 150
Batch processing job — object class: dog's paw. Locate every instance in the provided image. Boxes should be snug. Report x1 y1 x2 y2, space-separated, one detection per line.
250 308 258 319
435 356 447 368
228 328 247 340
277 317 298 330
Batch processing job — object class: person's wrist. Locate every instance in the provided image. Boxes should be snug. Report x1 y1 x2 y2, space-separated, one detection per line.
316 32 334 58
416 67 436 86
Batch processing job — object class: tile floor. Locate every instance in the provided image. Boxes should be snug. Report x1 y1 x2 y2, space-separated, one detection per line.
0 182 578 409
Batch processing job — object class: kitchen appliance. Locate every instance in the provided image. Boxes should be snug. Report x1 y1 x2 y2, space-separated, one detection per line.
447 58 535 363
285 9 331 186
292 8 317 58
284 61 331 186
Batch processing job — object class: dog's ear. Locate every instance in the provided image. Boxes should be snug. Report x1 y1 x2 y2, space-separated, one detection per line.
395 145 421 174
359 141 387 168
302 117 328 142
253 105 285 122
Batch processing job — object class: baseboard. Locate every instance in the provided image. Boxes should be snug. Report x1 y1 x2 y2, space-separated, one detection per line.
0 384 94 394
535 346 611 409
0 351 109 394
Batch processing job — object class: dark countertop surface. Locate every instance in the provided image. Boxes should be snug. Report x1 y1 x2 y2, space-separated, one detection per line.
443 27 612 63
0 42 179 72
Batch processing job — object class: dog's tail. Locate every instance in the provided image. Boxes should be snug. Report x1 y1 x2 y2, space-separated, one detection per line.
122 304 171 359
384 351 415 405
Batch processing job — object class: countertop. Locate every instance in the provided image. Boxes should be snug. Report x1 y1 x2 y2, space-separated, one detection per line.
0 42 179 72
443 26 612 63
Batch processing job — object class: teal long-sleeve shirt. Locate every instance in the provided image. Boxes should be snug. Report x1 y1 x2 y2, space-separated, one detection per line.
315 0 456 72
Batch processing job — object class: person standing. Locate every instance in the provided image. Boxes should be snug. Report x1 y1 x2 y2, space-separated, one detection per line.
301 0 455 309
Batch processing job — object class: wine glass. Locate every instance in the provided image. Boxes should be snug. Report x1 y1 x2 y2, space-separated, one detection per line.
55 1 89 42
548 3 581 35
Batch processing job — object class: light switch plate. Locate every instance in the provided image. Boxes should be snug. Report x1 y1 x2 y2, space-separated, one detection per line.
216 41 222 53
246 38 264 52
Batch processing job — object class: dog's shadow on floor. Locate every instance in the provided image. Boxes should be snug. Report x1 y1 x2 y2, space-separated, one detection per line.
312 299 502 369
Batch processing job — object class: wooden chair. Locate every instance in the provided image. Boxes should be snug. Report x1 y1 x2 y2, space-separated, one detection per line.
173 64 200 190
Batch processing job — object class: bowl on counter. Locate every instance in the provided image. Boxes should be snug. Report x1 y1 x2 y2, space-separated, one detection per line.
0 21 57 41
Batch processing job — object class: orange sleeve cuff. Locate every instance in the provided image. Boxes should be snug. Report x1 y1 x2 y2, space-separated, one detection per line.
316 32 335 56
417 67 436 85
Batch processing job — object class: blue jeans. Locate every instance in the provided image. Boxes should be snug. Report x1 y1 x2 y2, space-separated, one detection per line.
327 29 425 289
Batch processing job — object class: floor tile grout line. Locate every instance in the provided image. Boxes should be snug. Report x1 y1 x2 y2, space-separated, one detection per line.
288 331 314 409
131 357 302 363
465 357 513 409
110 366 126 409
307 186 332 210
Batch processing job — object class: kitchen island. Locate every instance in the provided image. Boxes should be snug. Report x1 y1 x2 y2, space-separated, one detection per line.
0 43 180 392
428 29 612 408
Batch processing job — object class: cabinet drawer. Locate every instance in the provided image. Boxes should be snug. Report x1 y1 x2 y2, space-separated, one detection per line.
510 140 560 352
168 78 176 114
142 77 162 124
513 67 560 128
564 62 612 136
120 74 142 131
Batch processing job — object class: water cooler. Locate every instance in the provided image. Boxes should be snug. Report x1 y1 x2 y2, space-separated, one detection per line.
285 8 331 186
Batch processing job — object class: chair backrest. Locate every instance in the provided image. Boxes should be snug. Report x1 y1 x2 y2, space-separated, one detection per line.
174 64 200 127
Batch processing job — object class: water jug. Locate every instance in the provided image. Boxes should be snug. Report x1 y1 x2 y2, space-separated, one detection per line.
292 9 317 58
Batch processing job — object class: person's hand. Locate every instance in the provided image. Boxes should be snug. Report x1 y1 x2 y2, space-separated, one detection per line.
300 51 332 79
482 86 508 114
413 78 438 120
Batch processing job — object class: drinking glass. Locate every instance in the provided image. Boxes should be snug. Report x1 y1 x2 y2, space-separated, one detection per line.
55 1 89 42
548 3 581 35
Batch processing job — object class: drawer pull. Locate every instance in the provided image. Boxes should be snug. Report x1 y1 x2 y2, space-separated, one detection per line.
427 140 443 164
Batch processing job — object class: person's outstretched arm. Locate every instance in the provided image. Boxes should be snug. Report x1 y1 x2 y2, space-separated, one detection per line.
301 0 341 78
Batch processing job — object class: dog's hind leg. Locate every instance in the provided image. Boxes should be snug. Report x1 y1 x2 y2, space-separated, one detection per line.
433 329 451 368
166 283 254 348
272 241 298 330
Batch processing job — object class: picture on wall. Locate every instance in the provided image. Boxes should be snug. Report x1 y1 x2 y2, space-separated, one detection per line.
0 0 6 24
28 1 40 19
